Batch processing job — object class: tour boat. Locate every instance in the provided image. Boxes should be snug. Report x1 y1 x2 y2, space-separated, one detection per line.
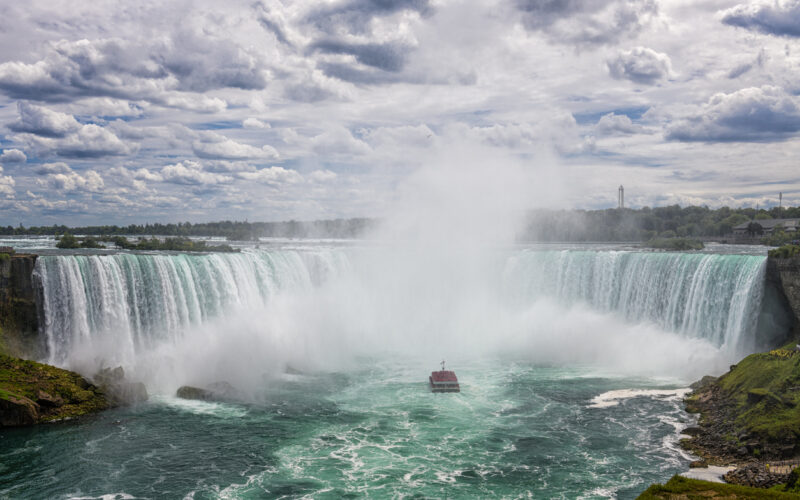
429 360 460 393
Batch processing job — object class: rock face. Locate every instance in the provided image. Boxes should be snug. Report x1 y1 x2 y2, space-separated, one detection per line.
177 381 241 402
723 463 790 488
93 366 148 405
766 257 800 335
0 253 41 359
0 353 108 427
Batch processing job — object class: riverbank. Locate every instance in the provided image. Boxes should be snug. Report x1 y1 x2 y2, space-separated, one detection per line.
637 344 800 496
0 353 108 426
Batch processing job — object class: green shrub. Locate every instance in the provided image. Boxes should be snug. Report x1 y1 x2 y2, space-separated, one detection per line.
55 233 80 249
768 245 800 259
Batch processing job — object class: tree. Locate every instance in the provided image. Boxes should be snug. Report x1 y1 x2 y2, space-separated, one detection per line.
746 222 764 237
56 233 80 249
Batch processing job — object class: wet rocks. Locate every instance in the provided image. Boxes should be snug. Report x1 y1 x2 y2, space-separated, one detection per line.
177 381 241 402
0 391 38 426
723 463 789 488
93 366 148 405
0 353 108 427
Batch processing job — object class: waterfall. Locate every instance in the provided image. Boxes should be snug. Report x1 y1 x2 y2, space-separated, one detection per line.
34 247 779 378
502 250 769 352
34 249 351 366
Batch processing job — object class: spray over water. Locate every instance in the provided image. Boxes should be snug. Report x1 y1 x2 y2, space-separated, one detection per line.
33 144 775 393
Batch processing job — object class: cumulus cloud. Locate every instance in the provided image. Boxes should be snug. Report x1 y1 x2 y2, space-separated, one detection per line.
666 86 800 142
161 160 233 185
192 132 279 160
595 113 643 135
237 166 304 185
108 166 163 191
10 104 135 158
304 0 432 34
308 127 372 156
37 165 105 192
721 1 800 37
9 102 80 137
515 0 658 46
34 162 72 175
310 40 410 72
0 149 26 163
607 47 672 85
0 34 268 105
243 118 270 129
0 169 15 198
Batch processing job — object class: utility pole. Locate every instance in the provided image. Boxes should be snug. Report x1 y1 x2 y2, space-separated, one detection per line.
780 192 783 217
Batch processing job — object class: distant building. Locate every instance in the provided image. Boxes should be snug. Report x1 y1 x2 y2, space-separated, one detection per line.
732 218 800 237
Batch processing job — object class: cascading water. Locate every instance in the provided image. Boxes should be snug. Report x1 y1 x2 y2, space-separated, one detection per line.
35 247 775 377
10 245 791 499
35 249 351 367
503 250 770 353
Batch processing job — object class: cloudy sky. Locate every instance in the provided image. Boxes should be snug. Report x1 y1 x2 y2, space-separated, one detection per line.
0 0 799 225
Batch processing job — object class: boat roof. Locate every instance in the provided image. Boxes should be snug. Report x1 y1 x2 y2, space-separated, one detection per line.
431 370 458 382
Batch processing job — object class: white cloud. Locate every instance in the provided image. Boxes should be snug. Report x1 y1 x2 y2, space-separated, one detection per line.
38 168 105 192
237 166 304 185
667 86 800 142
243 117 270 129
0 170 15 198
607 47 673 85
192 131 279 160
0 148 26 163
10 102 80 137
721 1 800 38
161 160 233 185
595 113 643 135
34 162 72 175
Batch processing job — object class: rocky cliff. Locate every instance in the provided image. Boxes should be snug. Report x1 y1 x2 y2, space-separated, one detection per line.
0 253 42 358
768 257 800 333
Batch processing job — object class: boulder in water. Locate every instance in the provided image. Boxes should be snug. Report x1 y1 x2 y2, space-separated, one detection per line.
177 381 241 402
93 366 148 405
0 391 39 426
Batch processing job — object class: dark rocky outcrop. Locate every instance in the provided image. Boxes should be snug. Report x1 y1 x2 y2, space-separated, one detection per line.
768 258 800 322
0 353 108 427
723 463 790 489
93 366 148 405
177 381 241 402
0 253 42 359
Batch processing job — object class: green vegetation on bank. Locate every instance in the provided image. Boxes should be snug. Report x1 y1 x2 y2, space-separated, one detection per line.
0 353 108 425
56 233 105 249
104 236 237 252
769 245 800 259
709 347 800 443
637 475 800 499
643 237 705 251
55 233 238 252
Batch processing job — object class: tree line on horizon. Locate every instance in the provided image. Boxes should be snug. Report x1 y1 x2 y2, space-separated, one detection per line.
519 204 800 243
0 218 377 240
1 205 799 242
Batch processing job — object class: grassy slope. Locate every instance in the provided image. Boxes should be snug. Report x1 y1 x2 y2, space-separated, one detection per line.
715 346 800 443
638 476 800 499
0 353 108 422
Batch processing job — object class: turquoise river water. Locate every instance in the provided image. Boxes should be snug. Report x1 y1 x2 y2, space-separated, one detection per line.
0 242 787 499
